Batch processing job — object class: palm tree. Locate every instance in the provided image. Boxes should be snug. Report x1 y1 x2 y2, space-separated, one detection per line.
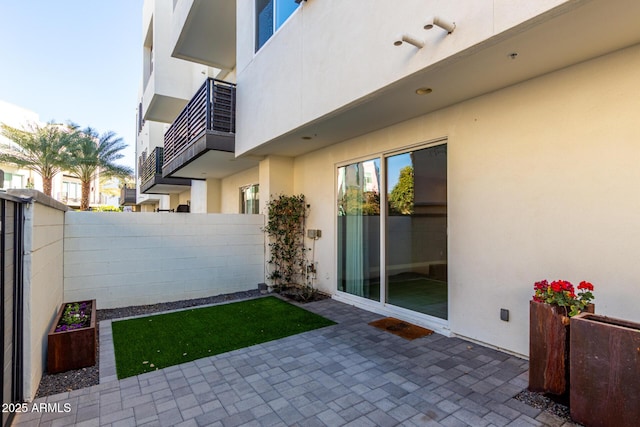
66 126 133 211
0 122 72 196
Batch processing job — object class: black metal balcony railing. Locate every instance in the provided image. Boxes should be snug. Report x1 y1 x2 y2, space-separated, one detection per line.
139 147 191 194
163 78 236 173
140 147 164 188
120 185 136 206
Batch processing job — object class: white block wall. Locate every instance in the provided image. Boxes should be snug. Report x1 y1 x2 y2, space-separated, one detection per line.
64 212 265 309
12 192 68 402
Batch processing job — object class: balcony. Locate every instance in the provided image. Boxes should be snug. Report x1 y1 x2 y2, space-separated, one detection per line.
140 147 191 194
162 78 259 179
119 185 137 206
171 0 236 70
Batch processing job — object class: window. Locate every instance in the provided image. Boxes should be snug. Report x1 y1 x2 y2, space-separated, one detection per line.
2 172 23 189
256 0 299 51
241 184 259 214
137 102 145 134
62 181 80 202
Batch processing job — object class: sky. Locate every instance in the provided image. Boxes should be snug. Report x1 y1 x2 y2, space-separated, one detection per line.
0 0 142 170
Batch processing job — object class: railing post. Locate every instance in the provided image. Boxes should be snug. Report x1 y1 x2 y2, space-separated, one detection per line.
206 78 212 131
155 147 163 174
163 127 170 170
231 82 236 133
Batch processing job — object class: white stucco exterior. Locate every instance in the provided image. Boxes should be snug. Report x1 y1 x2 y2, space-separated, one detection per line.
288 44 640 355
141 0 211 123
138 0 640 357
234 0 579 155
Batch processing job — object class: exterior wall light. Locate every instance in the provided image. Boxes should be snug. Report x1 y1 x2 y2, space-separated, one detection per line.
424 16 456 34
393 34 425 49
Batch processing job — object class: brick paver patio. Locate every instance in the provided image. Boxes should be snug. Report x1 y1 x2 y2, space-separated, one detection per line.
13 298 579 426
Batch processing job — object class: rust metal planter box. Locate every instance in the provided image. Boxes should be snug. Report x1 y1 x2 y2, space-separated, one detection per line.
570 313 640 427
47 299 97 374
529 301 571 397
528 301 594 398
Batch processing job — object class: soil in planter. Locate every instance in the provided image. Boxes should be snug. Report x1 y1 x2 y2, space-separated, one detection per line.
54 301 92 332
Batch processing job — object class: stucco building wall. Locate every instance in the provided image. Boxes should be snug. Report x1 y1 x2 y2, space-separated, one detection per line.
290 43 640 356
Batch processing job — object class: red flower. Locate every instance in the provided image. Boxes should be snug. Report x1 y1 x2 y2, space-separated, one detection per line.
550 281 563 293
556 280 574 292
534 280 548 291
578 281 594 291
532 279 595 316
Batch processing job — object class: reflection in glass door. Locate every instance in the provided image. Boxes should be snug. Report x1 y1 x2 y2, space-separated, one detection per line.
386 145 447 319
337 159 381 301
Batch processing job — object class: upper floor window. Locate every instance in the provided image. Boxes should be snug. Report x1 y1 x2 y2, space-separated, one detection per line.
256 0 299 51
2 172 23 190
61 180 81 203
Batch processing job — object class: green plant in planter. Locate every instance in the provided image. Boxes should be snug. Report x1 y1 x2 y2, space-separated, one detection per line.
55 301 92 332
263 194 315 300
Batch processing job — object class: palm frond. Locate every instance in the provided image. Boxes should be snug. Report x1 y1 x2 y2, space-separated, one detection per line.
0 121 72 179
64 125 133 210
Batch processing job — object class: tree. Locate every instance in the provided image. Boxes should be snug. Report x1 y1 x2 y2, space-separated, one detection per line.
66 126 132 211
389 166 414 215
0 122 72 196
339 187 380 216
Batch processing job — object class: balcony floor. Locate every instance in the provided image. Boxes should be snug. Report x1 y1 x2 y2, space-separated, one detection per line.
141 175 192 195
163 132 260 179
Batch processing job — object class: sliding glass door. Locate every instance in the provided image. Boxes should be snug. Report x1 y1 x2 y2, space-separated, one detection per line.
337 143 447 319
386 145 447 318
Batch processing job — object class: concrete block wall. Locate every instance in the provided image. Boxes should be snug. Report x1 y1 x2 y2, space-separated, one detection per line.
63 212 265 309
10 190 68 401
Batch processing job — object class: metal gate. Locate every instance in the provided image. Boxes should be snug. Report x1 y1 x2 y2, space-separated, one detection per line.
0 194 24 427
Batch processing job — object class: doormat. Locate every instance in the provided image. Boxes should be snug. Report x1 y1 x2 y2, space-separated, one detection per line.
368 317 434 340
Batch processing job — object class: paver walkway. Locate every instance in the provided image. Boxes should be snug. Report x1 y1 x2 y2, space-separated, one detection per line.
13 298 578 426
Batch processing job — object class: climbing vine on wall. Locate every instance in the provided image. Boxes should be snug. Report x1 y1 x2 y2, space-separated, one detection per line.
263 194 308 288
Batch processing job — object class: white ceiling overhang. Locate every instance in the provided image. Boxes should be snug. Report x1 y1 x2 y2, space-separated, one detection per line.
242 0 640 158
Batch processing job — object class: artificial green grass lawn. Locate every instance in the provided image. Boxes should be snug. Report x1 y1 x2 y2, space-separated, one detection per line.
111 296 335 379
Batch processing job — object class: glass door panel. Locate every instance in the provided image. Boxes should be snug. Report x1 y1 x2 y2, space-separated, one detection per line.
386 145 448 318
337 159 381 301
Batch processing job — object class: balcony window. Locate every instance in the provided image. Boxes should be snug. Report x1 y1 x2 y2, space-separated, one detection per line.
256 0 299 51
241 184 259 214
